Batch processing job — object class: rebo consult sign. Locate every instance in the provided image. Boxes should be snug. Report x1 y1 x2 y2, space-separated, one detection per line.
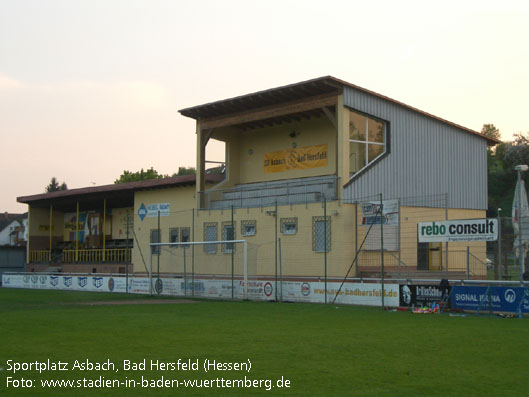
418 219 498 243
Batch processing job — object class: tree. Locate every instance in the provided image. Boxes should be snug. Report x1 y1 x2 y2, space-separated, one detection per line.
174 167 196 176
487 129 529 216
481 123 501 141
45 177 68 193
114 167 166 184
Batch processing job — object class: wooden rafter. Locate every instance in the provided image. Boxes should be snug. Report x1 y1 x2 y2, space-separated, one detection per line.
321 106 336 129
200 93 338 130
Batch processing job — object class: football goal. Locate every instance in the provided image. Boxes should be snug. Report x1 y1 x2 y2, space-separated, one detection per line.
148 240 248 299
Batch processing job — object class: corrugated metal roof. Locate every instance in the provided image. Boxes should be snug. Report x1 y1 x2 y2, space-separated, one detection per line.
179 76 500 146
17 174 223 210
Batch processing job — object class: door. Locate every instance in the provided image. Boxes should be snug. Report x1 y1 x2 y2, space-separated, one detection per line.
417 242 442 270
428 242 442 270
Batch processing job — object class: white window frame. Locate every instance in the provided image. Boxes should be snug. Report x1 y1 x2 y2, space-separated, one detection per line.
281 218 298 235
241 220 256 237
349 110 387 175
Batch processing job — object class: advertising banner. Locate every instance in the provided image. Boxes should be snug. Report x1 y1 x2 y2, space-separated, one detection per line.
279 281 399 306
2 274 399 306
1 274 128 293
451 286 529 313
361 199 399 226
263 144 327 173
399 284 450 307
137 203 170 221
418 219 498 243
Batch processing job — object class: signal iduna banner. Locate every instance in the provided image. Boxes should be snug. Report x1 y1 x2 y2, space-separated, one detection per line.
263 144 327 173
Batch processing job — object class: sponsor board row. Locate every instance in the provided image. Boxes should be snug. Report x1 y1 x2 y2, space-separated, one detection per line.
1 273 128 293
1 274 399 307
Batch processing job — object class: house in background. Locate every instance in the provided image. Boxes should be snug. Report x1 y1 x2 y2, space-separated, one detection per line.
0 212 28 280
0 212 28 247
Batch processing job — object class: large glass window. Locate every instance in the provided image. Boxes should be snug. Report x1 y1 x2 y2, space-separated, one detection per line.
348 109 386 175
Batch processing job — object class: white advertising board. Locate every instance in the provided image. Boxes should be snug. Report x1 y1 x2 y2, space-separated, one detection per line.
2 274 399 307
418 219 498 243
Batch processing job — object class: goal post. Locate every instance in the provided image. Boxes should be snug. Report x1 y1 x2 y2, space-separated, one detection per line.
149 240 248 299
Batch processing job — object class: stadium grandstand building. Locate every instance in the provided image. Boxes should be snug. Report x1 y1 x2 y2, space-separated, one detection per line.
17 76 499 280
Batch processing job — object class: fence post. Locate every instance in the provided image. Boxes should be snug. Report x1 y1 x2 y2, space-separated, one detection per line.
324 197 327 304
498 212 502 281
355 201 359 278
279 238 283 302
183 246 187 297
157 210 161 280
380 193 385 308
192 208 195 297
397 198 401 279
126 212 130 293
466 246 470 280
275 201 278 301
445 193 449 278
231 205 234 300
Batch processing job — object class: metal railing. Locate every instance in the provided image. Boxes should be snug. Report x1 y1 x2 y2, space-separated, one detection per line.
28 248 131 264
29 250 51 263
63 248 131 263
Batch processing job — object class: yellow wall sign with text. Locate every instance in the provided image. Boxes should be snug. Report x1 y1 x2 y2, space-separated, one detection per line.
264 144 328 173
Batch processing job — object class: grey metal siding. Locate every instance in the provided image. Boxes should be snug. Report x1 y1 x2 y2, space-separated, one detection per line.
343 87 488 210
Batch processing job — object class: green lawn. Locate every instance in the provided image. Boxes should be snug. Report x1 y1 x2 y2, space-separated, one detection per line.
0 288 528 396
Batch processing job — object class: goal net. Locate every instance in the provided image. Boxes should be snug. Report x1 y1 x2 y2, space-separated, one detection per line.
148 240 249 299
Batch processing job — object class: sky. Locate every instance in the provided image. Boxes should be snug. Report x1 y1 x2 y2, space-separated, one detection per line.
1 0 529 213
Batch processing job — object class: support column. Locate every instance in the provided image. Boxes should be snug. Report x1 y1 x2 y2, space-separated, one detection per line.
103 199 107 262
335 95 348 201
27 206 31 265
49 205 53 262
196 123 214 209
196 122 205 209
75 202 79 262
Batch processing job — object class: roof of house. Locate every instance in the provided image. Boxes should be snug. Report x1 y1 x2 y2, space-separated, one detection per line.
0 213 27 232
17 174 223 212
179 75 500 146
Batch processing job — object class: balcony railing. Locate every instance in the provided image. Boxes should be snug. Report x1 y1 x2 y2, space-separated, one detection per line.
63 248 131 263
30 250 51 263
29 248 131 264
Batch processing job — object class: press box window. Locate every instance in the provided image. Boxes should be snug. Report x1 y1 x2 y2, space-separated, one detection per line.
281 218 298 235
348 109 387 175
204 223 217 254
241 220 256 236
150 229 161 255
222 222 235 253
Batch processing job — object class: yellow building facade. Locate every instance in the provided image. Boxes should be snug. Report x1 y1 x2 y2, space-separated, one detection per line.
19 77 500 280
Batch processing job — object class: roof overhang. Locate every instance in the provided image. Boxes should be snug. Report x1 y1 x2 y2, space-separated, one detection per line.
179 75 501 146
17 174 223 212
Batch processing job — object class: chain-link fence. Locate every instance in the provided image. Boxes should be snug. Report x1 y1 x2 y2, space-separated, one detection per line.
23 192 528 302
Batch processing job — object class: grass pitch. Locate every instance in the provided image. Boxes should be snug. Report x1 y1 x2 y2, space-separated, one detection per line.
1 288 528 396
